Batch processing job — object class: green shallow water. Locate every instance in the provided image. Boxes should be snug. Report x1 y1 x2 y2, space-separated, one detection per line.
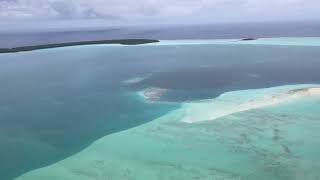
16 85 320 180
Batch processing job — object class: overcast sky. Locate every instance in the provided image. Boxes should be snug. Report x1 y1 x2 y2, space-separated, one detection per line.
0 0 319 31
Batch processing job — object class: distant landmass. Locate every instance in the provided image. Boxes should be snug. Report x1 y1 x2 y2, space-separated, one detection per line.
241 38 257 41
1 21 320 48
0 39 159 53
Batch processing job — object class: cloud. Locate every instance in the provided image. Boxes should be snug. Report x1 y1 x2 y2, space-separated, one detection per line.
0 0 319 24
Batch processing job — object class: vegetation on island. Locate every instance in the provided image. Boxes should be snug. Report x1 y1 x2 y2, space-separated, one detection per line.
0 39 160 53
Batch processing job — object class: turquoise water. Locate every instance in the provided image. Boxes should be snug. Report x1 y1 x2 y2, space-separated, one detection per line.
16 86 320 180
0 46 179 180
0 38 320 179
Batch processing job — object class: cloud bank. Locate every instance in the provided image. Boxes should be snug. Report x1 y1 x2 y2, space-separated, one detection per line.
0 0 319 24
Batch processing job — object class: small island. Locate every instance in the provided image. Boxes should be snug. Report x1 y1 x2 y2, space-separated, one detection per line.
241 38 257 41
0 39 160 53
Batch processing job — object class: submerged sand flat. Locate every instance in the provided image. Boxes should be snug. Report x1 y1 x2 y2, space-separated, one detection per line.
16 84 320 180
142 87 168 101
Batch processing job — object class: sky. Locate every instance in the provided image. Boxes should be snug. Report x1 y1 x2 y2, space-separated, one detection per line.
0 0 320 31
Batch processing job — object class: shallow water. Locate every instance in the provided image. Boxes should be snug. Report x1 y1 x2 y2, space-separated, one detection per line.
0 38 319 180
16 86 320 180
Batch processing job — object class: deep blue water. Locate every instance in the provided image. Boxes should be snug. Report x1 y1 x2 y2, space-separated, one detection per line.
0 43 320 180
131 45 320 101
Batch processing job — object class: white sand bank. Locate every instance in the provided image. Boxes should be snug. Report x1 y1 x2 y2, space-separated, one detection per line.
181 85 320 123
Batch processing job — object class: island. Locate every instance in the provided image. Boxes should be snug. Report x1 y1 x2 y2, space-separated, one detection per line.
241 38 257 41
0 39 160 53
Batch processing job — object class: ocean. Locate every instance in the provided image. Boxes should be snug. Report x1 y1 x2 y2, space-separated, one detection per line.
0 38 320 180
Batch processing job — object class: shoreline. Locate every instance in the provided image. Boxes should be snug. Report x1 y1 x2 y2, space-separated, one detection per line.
1 37 320 54
0 39 159 53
